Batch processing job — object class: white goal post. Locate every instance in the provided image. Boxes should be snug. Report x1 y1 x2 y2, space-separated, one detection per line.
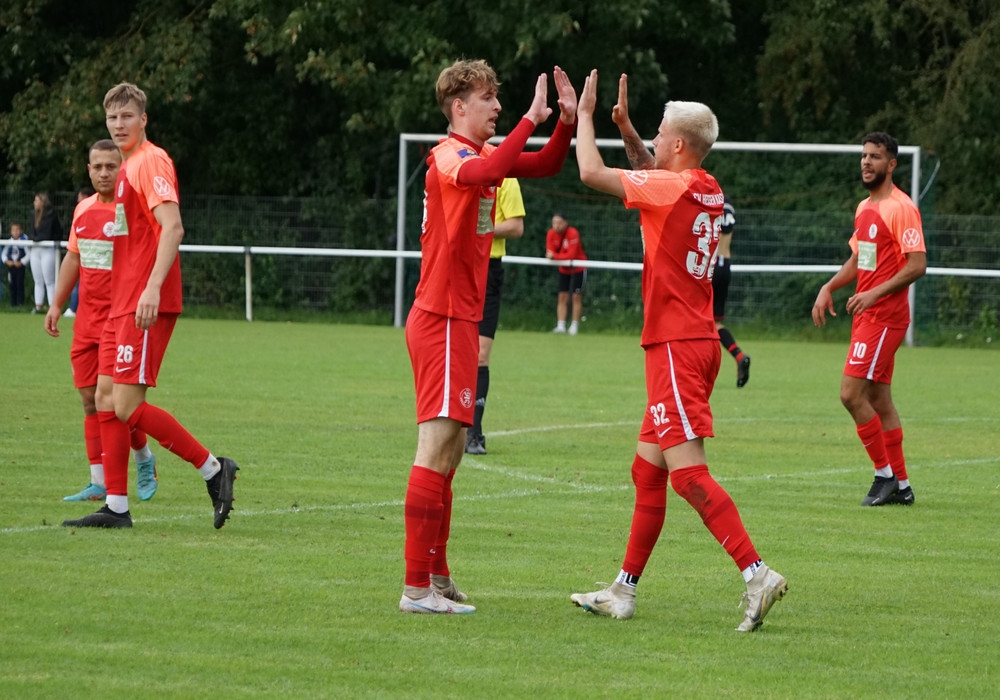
395 134 924 344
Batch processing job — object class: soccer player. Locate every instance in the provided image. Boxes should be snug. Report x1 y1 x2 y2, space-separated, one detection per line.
714 196 751 387
545 213 587 335
401 59 577 614
62 83 239 530
812 131 926 507
569 70 787 632
45 140 158 503
465 177 526 455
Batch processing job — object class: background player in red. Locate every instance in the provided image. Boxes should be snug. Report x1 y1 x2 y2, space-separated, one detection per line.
45 139 158 503
569 70 787 632
545 213 586 335
812 131 926 506
465 177 526 456
63 83 238 530
401 59 577 614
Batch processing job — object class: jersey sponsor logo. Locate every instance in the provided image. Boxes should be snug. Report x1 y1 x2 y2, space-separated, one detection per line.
457 148 477 159
109 203 128 237
460 387 474 409
857 241 877 271
153 176 175 198
902 228 922 249
624 170 648 187
868 223 878 239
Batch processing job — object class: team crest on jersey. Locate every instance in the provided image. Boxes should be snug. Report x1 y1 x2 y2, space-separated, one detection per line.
102 221 115 237
902 228 922 248
868 223 878 239
153 176 174 197
624 170 648 187
117 181 124 197
460 387 474 409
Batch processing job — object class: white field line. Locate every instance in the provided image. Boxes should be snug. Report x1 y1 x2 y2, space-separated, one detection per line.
3 432 997 536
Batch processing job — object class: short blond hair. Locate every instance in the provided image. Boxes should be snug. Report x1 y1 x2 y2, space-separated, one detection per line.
663 101 719 159
435 59 500 122
104 82 147 114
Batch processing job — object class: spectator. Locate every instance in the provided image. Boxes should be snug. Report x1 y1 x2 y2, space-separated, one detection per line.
28 192 62 314
3 221 30 307
545 213 587 335
714 195 751 387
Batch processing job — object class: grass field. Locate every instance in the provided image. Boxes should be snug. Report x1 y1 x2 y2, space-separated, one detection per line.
1 314 998 699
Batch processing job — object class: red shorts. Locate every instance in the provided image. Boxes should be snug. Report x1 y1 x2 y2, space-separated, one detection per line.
98 318 117 377
111 313 178 387
406 306 479 426
638 339 720 450
70 331 102 389
844 320 906 383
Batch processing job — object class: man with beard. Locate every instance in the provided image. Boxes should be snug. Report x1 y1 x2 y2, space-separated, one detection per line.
812 131 926 507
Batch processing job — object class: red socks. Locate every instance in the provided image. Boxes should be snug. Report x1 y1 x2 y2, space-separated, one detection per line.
856 414 890 471
404 466 446 588
98 410 130 496
84 413 102 465
621 455 669 577
127 401 210 468
670 465 759 571
430 469 457 577
883 427 908 481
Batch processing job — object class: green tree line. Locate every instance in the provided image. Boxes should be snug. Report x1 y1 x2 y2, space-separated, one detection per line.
3 0 999 215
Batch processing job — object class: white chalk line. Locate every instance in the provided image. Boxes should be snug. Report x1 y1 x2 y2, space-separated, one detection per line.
2 426 996 536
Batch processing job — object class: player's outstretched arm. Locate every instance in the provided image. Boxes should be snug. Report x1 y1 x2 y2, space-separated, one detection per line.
576 70 626 198
612 74 654 170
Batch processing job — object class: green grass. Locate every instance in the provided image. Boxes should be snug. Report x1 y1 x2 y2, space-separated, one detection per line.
1 315 998 699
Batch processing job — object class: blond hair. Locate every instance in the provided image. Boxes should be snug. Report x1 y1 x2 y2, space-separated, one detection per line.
104 82 147 114
435 59 500 122
663 101 719 159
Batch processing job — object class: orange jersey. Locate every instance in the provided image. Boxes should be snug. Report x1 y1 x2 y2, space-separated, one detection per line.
109 140 183 319
68 194 116 339
414 135 497 321
849 185 925 328
618 168 724 347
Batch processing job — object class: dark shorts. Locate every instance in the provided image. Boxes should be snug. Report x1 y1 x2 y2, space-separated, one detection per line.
478 257 505 339
557 269 586 295
712 256 731 321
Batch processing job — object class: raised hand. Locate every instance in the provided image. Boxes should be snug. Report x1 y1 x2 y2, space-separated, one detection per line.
611 73 632 129
578 69 598 119
524 73 553 126
553 66 578 123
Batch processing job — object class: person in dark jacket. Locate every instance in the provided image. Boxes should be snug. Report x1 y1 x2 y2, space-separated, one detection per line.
28 191 63 313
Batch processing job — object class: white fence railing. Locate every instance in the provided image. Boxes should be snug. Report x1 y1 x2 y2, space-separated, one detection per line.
3 240 998 346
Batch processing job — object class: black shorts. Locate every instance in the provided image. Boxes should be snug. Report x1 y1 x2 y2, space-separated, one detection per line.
557 269 586 295
479 257 505 339
712 256 731 321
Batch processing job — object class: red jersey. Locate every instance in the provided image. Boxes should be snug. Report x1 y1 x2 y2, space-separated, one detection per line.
618 167 724 347
849 185 925 328
68 194 115 338
414 135 498 322
546 225 587 275
109 140 183 319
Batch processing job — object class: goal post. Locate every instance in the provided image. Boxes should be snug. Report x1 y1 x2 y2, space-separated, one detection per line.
396 134 923 343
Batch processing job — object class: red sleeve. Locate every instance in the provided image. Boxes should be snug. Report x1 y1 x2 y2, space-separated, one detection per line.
456 119 536 186
508 118 576 178
545 229 559 255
